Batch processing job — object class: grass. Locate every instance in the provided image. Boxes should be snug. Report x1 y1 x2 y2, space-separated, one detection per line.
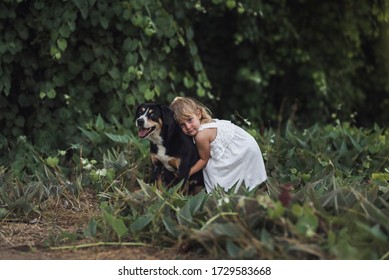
0 120 388 259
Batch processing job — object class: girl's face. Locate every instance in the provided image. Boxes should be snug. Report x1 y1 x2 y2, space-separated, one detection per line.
178 110 202 136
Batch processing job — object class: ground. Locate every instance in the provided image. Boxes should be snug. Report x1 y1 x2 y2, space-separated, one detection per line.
0 190 204 260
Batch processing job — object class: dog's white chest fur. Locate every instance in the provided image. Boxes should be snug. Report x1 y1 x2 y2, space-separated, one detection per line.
150 135 176 172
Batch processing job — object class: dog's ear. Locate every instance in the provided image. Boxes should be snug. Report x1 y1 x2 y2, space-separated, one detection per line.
160 105 177 140
135 103 144 116
160 105 175 126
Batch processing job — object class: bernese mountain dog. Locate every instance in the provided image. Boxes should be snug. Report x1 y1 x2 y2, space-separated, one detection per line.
135 103 204 194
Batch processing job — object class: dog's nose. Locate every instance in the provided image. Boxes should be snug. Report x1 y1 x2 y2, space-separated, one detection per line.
136 118 144 127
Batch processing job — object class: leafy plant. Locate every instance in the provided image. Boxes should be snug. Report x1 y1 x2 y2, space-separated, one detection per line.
89 121 389 259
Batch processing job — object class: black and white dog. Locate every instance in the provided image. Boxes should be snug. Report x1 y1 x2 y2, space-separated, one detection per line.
135 103 204 194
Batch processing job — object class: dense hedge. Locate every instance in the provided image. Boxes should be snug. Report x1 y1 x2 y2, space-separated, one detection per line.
1 0 388 167
0 0 208 154
193 0 389 127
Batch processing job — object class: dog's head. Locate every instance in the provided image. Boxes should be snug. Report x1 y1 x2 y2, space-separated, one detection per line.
135 103 174 140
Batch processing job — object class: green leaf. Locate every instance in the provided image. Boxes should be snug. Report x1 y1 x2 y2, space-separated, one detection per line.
72 0 89 19
226 241 241 258
0 208 10 219
260 229 274 250
144 88 155 101
92 60 108 75
356 223 388 243
125 94 135 105
47 88 56 99
372 173 389 182
100 16 109 29
78 126 102 144
125 53 138 65
115 152 128 169
268 201 285 219
345 131 362 152
95 114 105 132
187 189 207 213
212 223 242 238
295 209 319 237
57 38 68 51
59 25 71 38
83 219 97 237
123 38 138 51
186 26 194 40
226 0 236 9
291 204 303 217
183 75 194 88
136 179 153 198
105 132 130 144
189 41 198 56
131 214 153 232
108 67 120 80
162 215 181 238
177 202 193 226
358 196 389 232
46 156 59 168
103 211 128 239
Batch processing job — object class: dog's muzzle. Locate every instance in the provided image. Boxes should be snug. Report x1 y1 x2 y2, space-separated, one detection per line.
136 117 156 138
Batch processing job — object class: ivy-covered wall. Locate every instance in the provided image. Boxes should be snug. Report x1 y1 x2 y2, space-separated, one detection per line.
0 0 210 154
0 0 388 164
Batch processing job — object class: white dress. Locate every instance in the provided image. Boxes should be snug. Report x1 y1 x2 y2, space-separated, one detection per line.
198 119 267 193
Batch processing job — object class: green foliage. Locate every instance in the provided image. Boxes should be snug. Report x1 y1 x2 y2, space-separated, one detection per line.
0 0 212 167
83 122 389 259
1 0 389 172
0 163 75 218
189 0 389 127
262 120 389 190
0 126 148 219
1 118 388 259
1 0 389 259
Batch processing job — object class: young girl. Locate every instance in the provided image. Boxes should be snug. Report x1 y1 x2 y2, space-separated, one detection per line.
170 96 267 193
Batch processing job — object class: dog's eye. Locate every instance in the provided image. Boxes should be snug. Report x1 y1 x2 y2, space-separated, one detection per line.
149 113 157 119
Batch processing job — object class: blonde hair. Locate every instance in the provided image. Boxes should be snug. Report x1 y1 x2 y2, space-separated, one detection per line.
170 96 213 124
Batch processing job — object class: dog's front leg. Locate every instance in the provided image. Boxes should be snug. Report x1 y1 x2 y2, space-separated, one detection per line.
176 161 191 192
150 160 164 188
188 170 204 195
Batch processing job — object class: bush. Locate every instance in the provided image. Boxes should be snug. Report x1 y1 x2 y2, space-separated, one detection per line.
0 0 212 167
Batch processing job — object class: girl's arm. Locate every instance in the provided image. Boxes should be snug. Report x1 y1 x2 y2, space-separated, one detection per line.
189 130 211 176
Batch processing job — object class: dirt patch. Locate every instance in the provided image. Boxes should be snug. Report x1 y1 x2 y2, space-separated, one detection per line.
0 190 205 260
0 244 203 260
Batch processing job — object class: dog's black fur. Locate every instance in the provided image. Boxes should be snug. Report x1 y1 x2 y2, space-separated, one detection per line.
135 103 204 194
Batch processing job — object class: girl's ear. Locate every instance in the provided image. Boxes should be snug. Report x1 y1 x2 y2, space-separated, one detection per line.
196 109 202 118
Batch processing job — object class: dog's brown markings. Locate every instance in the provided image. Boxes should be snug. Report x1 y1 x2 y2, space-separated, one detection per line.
151 154 181 174
156 173 163 189
150 153 158 165
151 153 180 171
168 158 181 171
